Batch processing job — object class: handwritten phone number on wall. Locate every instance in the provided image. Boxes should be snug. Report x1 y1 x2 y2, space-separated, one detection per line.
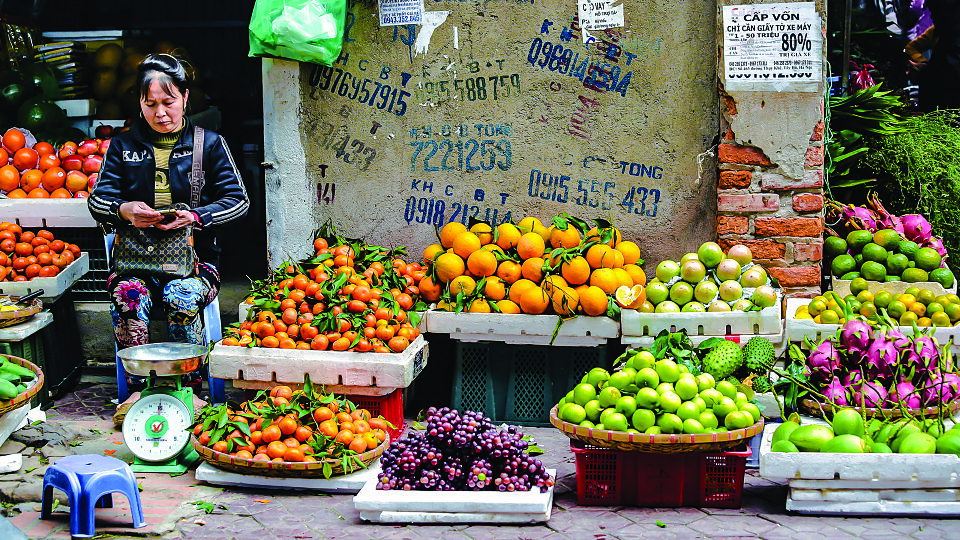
410 139 512 172
404 197 514 226
415 75 521 102
310 65 411 116
527 170 660 217
527 38 632 96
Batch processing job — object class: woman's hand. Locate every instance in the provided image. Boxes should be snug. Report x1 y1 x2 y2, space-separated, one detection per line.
118 201 165 228
153 210 195 231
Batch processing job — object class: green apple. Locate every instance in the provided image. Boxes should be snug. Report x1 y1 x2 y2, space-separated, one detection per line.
735 392 749 407
584 399 603 422
713 396 738 418
724 410 752 430
683 418 705 434
674 376 699 401
696 373 716 392
741 403 761 424
599 407 617 427
716 380 738 400
692 396 707 413
608 371 633 391
615 395 638 418
635 367 660 389
573 383 597 406
635 387 660 409
586 368 610 388
699 411 719 429
633 350 656 370
655 359 681 383
660 391 682 413
605 412 629 432
657 413 683 434
631 408 656 431
579 420 595 429
644 426 663 435
598 386 621 408
656 382 675 395
677 401 700 421
699 388 723 408
560 403 587 424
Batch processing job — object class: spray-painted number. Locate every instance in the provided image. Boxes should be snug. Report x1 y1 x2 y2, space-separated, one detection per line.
574 179 617 210
316 123 377 170
317 182 336 205
409 139 511 172
620 187 660 217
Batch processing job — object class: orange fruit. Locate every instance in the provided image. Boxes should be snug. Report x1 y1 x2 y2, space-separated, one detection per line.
586 244 614 269
452 231 482 259
521 257 545 283
590 268 620 294
516 232 546 260
448 275 477 296
496 260 522 285
469 222 494 245
20 169 41 191
585 226 622 247
549 225 581 249
615 241 642 265
495 299 522 314
561 256 591 285
418 275 442 302
579 285 609 316
2 129 25 153
423 243 444 263
5 188 25 199
440 222 467 249
50 188 71 199
12 148 38 171
549 285 579 316
613 268 634 290
33 142 54 157
41 167 66 192
0 165 19 192
623 264 646 286
496 223 522 250
519 286 550 314
37 153 59 171
261 424 282 444
266 440 288 459
27 188 49 198
434 252 465 283
466 249 497 277
508 278 537 304
468 299 492 313
483 276 506 300
615 284 647 309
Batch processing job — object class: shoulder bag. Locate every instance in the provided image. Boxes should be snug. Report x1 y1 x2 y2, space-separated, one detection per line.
111 126 205 279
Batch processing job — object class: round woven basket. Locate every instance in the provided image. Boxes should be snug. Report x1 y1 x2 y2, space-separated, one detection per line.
550 406 763 453
0 299 41 329
0 355 44 415
191 432 388 478
800 397 960 420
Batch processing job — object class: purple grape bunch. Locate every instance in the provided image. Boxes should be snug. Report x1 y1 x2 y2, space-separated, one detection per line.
376 407 555 492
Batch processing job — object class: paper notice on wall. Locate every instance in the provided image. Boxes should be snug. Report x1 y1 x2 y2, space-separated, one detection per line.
378 0 424 26
578 0 624 31
723 2 822 92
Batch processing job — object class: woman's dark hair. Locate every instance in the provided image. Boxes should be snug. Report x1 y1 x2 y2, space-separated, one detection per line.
137 53 192 100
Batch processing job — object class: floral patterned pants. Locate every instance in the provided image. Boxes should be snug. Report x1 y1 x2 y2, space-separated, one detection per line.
107 263 220 348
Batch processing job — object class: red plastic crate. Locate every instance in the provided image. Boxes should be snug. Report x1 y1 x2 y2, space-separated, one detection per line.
571 440 750 508
346 389 405 441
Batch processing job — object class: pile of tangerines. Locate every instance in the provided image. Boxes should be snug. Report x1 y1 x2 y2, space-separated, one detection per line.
0 223 82 281
193 383 390 469
0 127 107 199
221 228 426 352
418 214 647 316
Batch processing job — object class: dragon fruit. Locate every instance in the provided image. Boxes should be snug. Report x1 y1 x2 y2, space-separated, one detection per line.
852 380 888 408
807 340 841 381
904 335 939 373
901 214 933 244
928 237 948 259
863 329 899 379
884 327 912 350
822 376 850 406
921 372 953 406
840 319 872 358
867 192 905 235
841 205 879 232
888 380 922 409
843 371 863 387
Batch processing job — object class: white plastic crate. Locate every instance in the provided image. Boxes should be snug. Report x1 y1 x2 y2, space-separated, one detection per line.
424 310 617 346
622 331 786 356
208 334 428 390
353 468 555 523
785 298 960 349
621 300 782 338
0 252 89 300
0 199 98 228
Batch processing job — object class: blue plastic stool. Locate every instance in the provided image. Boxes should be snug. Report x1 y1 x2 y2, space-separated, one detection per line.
41 454 146 538
105 233 226 405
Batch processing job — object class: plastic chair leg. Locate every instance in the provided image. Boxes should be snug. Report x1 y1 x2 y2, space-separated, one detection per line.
96 493 112 508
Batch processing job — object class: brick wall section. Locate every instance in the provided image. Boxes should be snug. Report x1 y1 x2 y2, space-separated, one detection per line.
716 120 825 297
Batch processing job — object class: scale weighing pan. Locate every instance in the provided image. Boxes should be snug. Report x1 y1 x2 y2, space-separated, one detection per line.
117 342 208 377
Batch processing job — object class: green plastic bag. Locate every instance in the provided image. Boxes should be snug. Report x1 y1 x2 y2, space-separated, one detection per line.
249 0 346 66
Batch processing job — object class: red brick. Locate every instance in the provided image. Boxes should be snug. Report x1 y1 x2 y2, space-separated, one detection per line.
785 286 824 299
793 193 824 212
718 143 772 166
760 170 823 191
793 241 823 262
810 121 824 141
718 193 779 212
719 170 751 189
719 238 785 260
723 126 735 142
723 94 737 115
717 215 748 235
755 217 823 237
769 265 821 287
804 146 824 167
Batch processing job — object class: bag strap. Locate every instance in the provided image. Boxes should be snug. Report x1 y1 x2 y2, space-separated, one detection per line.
190 126 205 208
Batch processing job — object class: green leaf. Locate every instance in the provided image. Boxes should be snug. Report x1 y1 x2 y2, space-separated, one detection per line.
527 444 545 456
322 461 333 480
411 421 426 430
656 520 666 528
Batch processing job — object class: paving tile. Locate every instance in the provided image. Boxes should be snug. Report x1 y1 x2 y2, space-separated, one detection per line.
687 514 779 537
616 506 708 526
609 524 698 540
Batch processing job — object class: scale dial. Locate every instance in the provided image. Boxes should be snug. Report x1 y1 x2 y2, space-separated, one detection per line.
122 393 192 462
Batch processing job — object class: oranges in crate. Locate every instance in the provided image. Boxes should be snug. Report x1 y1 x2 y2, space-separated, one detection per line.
0 128 106 199
0 223 81 281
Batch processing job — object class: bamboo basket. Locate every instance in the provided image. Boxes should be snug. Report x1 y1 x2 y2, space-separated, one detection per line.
800 397 960 420
0 355 43 415
0 298 41 329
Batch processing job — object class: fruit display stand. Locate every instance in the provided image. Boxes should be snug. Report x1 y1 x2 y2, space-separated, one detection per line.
353 468 557 523
832 265 957 298
424 310 618 347
0 252 90 301
785 298 960 351
0 312 53 408
759 422 960 515
195 461 382 493
0 199 97 229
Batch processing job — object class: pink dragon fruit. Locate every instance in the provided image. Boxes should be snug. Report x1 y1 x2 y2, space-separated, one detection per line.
841 205 879 232
884 327 912 350
928 237 948 260
888 380 922 409
863 329 899 380
807 340 841 381
852 380 888 408
843 371 863 387
822 376 850 406
905 335 940 373
840 320 872 358
921 372 953 406
901 214 933 244
867 192 905 235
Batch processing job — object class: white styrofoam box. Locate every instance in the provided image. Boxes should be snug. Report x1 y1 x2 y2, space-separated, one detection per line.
0 311 52 341
621 300 782 338
833 264 957 298
787 492 960 516
785 297 960 349
424 310 617 346
0 253 89 301
0 454 21 473
195 461 381 493
239 301 251 322
209 335 428 389
622 331 786 356
0 404 29 450
354 468 555 524
0 199 98 228
54 99 95 118
230 380 398 397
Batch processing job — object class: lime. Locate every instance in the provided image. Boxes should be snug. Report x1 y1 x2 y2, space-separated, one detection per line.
900 311 919 326
930 268 956 289
902 267 929 283
899 240 921 261
885 275 901 282
861 243 888 264
916 248 943 272
945 302 960 322
886 253 910 276
949 294 960 304
887 300 907 319
807 298 826 317
874 291 893 309
873 229 902 251
860 301 878 319
820 309 840 324
935 295 952 306
850 277 870 295
824 236 848 258
832 254 857 277
840 271 861 280
905 287 922 298
861 261 887 282
918 316 932 327
918 289 937 305
856 290 874 303
846 230 873 253
844 294 858 305
932 311 952 327
927 302 945 315
846 299 862 313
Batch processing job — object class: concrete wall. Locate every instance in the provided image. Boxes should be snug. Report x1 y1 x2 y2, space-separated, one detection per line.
263 0 720 269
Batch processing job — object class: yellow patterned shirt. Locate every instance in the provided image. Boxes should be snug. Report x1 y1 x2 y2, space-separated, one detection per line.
150 120 185 208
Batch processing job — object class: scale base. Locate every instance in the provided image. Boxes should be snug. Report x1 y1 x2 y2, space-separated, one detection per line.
131 445 200 474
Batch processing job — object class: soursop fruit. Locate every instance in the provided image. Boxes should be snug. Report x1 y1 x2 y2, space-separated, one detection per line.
701 340 743 380
752 375 771 394
743 336 776 374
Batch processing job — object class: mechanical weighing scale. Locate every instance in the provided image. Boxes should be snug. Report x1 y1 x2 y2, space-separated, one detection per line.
118 343 207 473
